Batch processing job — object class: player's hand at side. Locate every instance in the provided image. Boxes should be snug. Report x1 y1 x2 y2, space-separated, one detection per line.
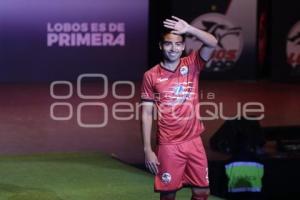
145 150 160 175
163 16 190 35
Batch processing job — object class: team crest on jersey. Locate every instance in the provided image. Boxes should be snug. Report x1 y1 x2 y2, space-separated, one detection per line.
180 66 188 75
161 172 172 184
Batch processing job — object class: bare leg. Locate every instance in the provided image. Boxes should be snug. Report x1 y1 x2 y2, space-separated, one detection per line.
191 188 210 200
160 191 176 200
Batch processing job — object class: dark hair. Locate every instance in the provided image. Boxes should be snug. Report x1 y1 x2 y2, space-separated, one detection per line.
159 27 186 43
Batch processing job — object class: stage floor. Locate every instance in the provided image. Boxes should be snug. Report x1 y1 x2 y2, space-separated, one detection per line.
0 152 224 200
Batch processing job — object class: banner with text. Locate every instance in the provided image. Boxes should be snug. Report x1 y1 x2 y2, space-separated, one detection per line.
0 0 148 82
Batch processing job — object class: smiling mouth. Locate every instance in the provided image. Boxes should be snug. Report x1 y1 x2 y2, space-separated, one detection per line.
169 52 178 56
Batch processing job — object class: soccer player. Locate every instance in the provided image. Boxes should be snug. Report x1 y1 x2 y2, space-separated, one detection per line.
141 16 217 200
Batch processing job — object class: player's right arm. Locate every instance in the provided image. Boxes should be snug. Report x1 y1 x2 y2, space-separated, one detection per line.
142 102 160 175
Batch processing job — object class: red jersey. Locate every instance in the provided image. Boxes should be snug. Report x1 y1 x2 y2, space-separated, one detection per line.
141 50 206 144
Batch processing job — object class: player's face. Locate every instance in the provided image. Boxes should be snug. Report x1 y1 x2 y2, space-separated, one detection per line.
160 33 185 62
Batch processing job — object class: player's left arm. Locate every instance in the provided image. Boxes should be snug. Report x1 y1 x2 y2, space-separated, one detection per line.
163 16 217 61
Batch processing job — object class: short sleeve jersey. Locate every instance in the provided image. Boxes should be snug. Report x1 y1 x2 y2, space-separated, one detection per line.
141 50 206 144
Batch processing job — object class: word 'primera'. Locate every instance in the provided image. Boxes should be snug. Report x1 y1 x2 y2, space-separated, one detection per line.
47 33 125 47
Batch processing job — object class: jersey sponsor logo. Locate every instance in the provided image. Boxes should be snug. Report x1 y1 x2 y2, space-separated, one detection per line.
287 20 300 70
185 13 243 72
174 85 185 95
161 172 172 184
160 82 195 106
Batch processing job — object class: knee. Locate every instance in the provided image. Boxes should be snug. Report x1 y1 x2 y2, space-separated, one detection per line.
160 191 176 200
191 188 210 200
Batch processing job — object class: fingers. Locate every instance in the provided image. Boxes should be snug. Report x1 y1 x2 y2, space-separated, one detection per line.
172 16 182 21
145 161 159 175
163 19 178 27
163 20 176 29
164 16 182 23
163 21 176 26
156 159 160 165
165 19 177 24
152 163 159 175
163 24 175 30
163 16 185 32
145 162 152 173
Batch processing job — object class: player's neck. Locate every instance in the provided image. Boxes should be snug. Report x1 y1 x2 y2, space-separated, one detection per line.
161 59 180 71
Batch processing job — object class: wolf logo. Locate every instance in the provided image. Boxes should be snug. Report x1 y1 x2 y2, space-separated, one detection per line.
201 21 242 49
185 13 243 72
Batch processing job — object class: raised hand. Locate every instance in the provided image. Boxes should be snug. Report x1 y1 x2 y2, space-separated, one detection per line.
163 16 190 35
